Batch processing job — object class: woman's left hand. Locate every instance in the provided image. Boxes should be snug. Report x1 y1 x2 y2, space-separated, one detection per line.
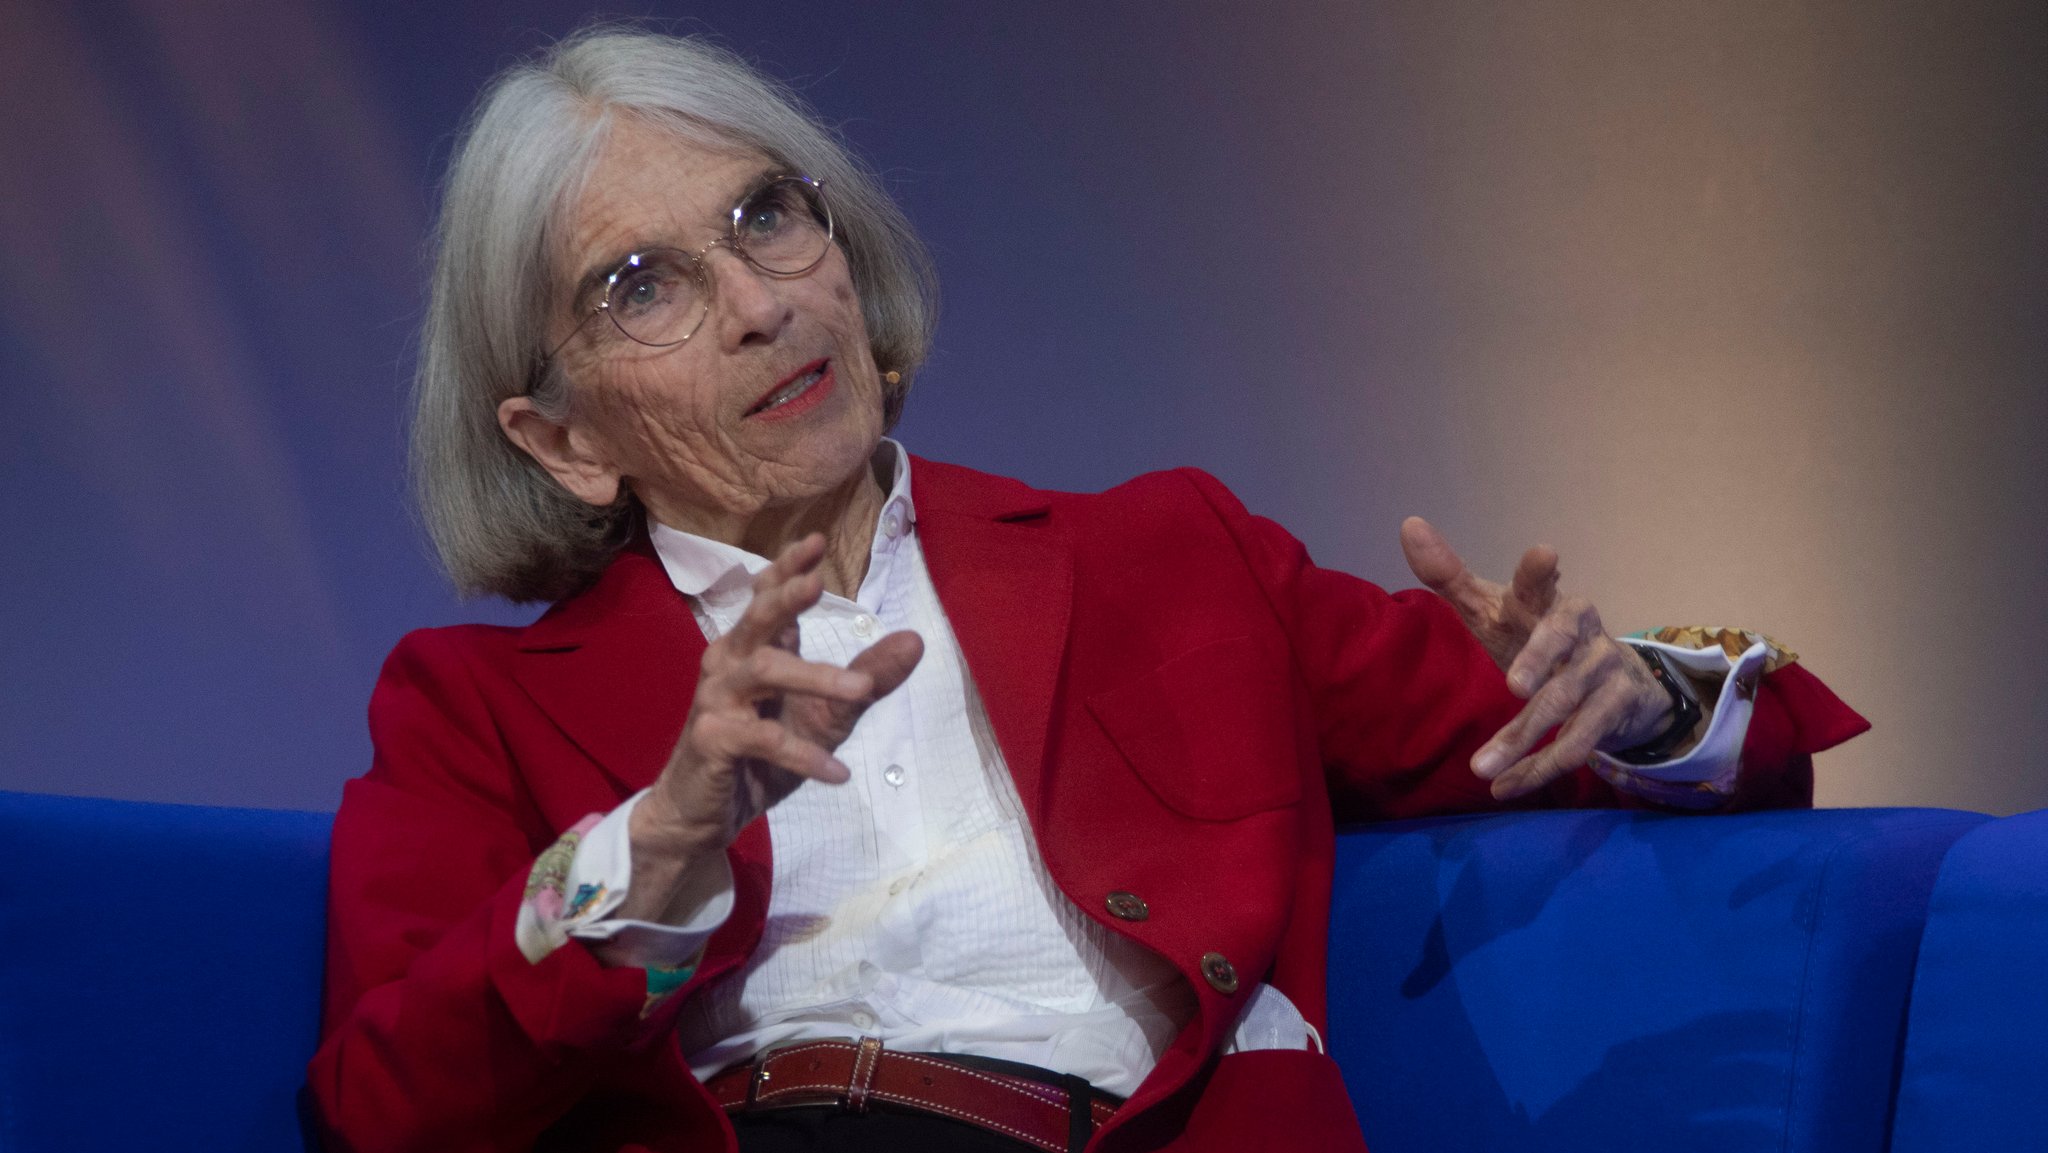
1400 516 1686 800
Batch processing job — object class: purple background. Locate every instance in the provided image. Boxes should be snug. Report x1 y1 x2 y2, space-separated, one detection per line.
3 1 2045 814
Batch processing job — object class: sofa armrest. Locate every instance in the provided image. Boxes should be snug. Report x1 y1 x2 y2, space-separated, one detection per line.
1890 809 2048 1153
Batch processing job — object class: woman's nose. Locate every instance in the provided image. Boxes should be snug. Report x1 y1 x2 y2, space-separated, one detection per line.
703 247 791 349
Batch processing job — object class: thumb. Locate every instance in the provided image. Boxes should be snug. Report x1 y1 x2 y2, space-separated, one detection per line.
1401 516 1473 598
795 630 926 748
848 630 924 702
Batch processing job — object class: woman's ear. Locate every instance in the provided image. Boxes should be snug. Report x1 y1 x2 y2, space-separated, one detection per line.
497 396 623 507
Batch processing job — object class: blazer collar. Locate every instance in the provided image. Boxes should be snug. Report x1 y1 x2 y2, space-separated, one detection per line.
511 533 704 796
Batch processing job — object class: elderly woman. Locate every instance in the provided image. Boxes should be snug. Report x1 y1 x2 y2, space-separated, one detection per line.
311 26 1866 1153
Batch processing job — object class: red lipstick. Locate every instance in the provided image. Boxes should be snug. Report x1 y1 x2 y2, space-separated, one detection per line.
746 358 834 421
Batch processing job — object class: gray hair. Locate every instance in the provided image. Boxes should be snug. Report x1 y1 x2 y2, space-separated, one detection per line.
412 25 938 603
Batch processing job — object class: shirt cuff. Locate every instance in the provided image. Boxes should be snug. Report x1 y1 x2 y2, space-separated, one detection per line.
1588 637 1771 809
1222 982 1324 1054
515 789 736 971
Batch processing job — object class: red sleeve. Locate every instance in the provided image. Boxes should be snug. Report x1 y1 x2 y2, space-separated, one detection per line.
1178 468 1867 822
308 630 697 1153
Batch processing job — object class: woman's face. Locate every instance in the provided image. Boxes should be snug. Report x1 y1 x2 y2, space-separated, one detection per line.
530 116 885 535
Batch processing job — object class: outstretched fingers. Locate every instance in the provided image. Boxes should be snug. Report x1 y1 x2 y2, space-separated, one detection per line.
719 645 874 709
693 708 850 785
1487 678 1640 800
785 630 926 749
1474 659 1593 782
724 534 829 654
1503 596 1599 698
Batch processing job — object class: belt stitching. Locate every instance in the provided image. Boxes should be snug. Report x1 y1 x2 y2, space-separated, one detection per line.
895 1052 1107 1132
753 1075 1115 1126
742 1043 1117 1136
754 1056 1066 1116
847 1037 881 1114
890 1051 1070 1110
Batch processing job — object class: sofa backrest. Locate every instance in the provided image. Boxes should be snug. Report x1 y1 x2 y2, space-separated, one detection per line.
1 791 2016 1153
1326 808 1989 1153
0 790 330 1152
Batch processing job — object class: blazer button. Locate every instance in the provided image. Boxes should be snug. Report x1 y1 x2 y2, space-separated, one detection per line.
1199 951 1239 995
1105 891 1150 922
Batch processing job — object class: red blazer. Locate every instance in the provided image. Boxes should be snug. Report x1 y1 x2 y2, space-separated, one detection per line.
311 460 1866 1153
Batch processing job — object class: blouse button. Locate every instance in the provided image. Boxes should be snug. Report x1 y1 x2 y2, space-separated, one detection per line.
852 614 876 639
882 764 907 788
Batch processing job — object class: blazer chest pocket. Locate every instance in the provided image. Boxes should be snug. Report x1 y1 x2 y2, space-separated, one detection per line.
1086 635 1302 821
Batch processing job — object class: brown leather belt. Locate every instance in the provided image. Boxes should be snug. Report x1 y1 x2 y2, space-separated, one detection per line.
707 1038 1119 1153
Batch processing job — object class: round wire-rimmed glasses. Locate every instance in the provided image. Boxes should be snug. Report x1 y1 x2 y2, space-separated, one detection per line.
533 174 834 382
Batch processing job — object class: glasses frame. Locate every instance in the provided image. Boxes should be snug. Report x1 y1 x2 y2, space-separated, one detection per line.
532 174 833 385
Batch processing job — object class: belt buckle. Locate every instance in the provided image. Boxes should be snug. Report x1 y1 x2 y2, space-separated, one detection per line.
746 1036 855 1109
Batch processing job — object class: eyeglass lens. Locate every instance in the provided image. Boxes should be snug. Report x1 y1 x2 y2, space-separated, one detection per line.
603 177 831 347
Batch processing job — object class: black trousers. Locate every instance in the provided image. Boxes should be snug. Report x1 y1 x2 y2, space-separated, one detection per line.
731 1106 1038 1152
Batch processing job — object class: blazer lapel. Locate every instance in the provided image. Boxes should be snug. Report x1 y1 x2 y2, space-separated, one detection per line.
509 540 705 795
910 460 1225 1123
911 457 1075 819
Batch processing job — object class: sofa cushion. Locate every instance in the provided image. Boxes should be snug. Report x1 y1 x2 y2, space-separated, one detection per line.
1890 809 2048 1153
1327 808 1986 1153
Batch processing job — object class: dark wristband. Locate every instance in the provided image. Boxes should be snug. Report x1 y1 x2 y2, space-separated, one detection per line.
1609 643 1703 765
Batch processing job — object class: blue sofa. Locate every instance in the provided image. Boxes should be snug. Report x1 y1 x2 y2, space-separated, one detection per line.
1 791 2040 1152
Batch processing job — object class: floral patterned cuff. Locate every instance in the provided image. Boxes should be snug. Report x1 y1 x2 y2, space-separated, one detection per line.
1633 626 1798 673
515 813 607 964
514 799 727 1013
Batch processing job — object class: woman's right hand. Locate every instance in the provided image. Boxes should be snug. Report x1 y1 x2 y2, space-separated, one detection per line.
616 533 923 924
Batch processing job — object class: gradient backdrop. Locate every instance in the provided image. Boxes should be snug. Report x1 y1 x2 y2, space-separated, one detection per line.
3 1 2044 815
